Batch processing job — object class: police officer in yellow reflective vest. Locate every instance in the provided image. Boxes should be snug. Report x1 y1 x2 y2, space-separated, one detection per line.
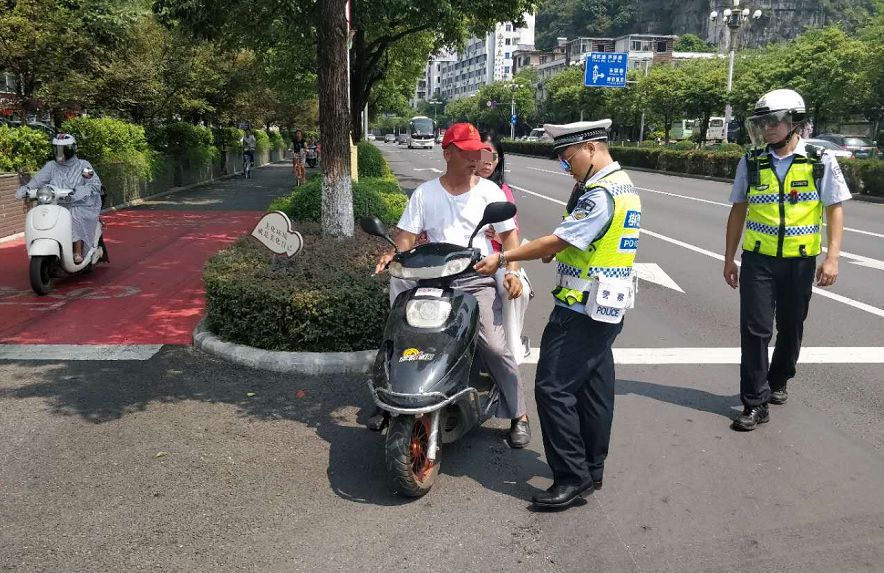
476 119 641 509
724 89 850 431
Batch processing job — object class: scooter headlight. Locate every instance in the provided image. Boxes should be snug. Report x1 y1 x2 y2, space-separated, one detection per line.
36 188 55 204
440 257 471 276
406 299 452 329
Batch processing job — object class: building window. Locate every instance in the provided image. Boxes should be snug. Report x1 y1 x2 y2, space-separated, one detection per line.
504 66 510 74
506 24 512 31
631 39 652 52
505 38 511 45
504 52 510 59
656 41 668 53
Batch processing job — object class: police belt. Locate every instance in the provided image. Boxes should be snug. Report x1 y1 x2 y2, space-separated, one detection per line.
555 274 595 292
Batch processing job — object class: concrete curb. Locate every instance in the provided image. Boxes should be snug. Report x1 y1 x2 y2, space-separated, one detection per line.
192 319 376 375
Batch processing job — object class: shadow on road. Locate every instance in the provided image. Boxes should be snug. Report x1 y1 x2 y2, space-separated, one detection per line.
2 346 548 507
616 378 740 419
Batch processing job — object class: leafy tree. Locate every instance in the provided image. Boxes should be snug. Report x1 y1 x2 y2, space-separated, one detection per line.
674 33 715 53
678 58 727 144
535 0 637 51
475 81 536 135
638 64 687 143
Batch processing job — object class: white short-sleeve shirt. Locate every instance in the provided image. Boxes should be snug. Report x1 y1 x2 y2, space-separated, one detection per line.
397 177 517 257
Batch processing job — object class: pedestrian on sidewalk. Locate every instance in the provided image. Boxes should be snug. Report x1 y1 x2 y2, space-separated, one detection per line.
723 89 850 431
475 119 641 510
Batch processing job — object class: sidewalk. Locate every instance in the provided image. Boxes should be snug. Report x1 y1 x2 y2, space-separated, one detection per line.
0 162 298 347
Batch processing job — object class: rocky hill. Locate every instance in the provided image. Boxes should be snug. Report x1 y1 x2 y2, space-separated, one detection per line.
535 0 875 50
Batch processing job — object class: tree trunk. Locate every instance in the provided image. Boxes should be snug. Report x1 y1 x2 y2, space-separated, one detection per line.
318 0 354 238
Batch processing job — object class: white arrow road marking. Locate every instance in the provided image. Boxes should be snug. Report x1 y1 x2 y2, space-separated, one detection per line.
521 347 884 365
633 263 684 293
414 168 443 173
509 183 884 319
0 344 163 361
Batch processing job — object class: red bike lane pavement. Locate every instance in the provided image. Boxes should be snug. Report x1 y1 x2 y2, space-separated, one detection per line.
0 164 293 346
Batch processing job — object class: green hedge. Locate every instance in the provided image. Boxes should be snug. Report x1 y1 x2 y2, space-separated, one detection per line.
204 225 388 352
838 159 884 197
269 176 405 225
254 129 271 153
268 130 285 151
503 140 555 158
214 127 244 153
0 125 51 172
149 122 217 167
357 141 394 178
62 116 154 179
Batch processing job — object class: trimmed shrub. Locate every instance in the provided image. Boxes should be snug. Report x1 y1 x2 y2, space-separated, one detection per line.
214 127 244 153
254 129 271 153
838 158 884 197
203 224 389 352
672 140 696 150
0 125 51 172
160 122 216 167
357 141 393 178
268 130 285 151
62 116 154 178
502 139 555 158
270 176 405 225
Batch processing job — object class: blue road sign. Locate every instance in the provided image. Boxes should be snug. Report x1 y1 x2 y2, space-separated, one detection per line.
511 114 518 125
584 52 628 88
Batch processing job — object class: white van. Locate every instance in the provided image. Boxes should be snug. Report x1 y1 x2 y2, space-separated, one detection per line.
706 117 726 142
526 128 549 142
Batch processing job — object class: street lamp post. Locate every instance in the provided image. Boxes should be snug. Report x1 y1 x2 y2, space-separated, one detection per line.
710 0 762 137
509 83 523 140
428 100 441 124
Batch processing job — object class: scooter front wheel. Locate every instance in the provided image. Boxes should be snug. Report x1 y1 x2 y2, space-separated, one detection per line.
29 256 54 295
385 414 438 497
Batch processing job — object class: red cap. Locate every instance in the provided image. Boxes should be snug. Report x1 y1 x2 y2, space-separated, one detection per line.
442 123 486 151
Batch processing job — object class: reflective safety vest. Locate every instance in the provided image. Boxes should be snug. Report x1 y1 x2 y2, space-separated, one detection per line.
743 149 824 258
553 169 642 305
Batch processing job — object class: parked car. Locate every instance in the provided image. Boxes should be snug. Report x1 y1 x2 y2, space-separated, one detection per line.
805 138 853 159
814 134 878 159
397 133 407 145
526 127 549 142
366 133 376 141
384 134 396 143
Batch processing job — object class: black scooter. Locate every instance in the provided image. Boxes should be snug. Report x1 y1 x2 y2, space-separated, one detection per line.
360 202 517 497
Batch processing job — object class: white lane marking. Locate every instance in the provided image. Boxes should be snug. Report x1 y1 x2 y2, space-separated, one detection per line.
521 347 884 365
633 263 684 293
511 184 884 319
521 166 884 238
635 186 884 239
413 168 443 173
0 345 163 361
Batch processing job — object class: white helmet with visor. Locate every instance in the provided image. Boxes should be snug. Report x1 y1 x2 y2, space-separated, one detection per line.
746 89 806 149
51 133 78 164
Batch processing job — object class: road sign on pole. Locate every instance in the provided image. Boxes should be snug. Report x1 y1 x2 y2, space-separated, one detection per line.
511 114 518 125
584 52 628 88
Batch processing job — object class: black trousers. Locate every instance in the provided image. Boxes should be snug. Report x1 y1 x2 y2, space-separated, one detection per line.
739 251 815 408
535 306 623 485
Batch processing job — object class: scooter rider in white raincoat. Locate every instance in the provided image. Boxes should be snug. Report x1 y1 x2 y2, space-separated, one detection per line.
16 134 103 264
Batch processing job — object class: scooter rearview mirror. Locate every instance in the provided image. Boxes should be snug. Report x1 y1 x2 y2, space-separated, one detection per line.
467 201 517 248
359 216 397 250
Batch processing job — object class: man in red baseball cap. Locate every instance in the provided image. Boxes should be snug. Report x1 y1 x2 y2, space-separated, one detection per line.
370 122 532 449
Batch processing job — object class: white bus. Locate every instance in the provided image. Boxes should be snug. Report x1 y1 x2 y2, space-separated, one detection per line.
706 117 726 143
406 116 435 149
669 119 696 141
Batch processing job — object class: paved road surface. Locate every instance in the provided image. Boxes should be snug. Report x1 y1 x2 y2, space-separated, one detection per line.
1 149 882 572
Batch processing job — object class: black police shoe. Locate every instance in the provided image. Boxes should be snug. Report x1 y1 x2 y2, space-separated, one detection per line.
531 478 595 509
770 383 789 405
508 418 531 449
732 405 770 431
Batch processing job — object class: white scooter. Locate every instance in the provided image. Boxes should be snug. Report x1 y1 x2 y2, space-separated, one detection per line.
23 183 108 295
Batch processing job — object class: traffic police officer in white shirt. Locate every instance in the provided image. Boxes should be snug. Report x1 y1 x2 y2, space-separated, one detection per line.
476 119 642 509
724 89 851 431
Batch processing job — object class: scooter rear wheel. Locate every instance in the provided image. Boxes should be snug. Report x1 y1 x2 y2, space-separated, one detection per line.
29 256 54 295
385 415 438 497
